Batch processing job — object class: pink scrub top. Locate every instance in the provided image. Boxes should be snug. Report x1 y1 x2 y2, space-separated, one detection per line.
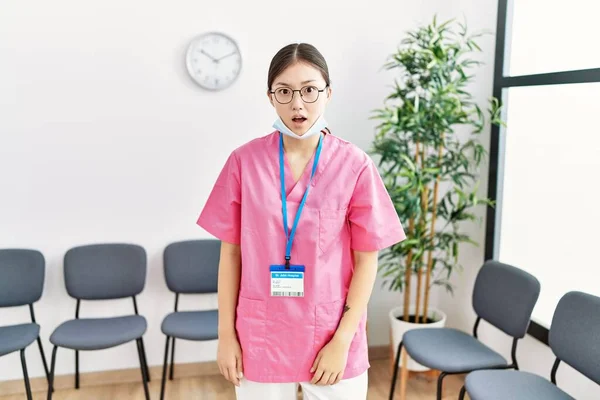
197 131 405 383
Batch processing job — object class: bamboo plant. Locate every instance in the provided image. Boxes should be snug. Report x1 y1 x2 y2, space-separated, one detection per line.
371 16 504 324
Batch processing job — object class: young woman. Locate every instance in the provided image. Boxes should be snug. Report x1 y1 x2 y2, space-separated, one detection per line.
197 43 405 400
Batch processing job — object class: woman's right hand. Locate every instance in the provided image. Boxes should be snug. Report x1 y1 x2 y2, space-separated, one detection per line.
217 332 243 387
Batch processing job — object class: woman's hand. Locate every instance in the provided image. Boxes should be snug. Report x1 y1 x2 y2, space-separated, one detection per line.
217 332 243 387
310 335 351 385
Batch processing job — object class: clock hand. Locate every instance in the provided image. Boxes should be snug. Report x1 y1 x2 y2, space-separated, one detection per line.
215 51 238 62
200 49 218 63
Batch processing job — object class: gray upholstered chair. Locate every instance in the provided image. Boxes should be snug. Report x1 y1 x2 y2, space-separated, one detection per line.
159 239 219 400
46 244 150 400
389 260 541 400
459 291 600 400
0 249 50 400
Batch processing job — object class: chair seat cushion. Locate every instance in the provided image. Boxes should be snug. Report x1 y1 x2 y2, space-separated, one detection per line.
161 310 218 341
0 323 40 357
403 328 507 373
465 370 575 400
50 315 147 350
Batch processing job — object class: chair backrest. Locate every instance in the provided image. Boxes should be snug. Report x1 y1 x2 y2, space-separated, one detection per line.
0 249 45 307
64 243 146 300
549 291 600 385
163 239 220 294
472 260 540 338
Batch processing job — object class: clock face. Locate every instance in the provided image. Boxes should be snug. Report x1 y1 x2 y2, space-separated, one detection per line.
185 32 242 91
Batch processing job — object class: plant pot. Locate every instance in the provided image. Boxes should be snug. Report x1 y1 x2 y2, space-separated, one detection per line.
389 305 447 371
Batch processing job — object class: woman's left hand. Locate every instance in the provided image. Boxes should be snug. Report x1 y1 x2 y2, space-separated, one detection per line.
310 335 351 385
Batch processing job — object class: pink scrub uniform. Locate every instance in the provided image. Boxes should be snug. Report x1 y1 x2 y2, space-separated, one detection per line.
197 131 405 383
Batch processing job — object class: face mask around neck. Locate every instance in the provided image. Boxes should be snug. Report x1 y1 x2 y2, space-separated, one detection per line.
273 115 328 140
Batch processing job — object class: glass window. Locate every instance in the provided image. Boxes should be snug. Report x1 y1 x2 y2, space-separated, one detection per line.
498 82 600 326
507 0 600 76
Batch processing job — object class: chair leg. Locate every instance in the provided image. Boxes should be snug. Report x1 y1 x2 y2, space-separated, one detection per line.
37 337 51 384
389 341 403 400
140 337 151 382
160 336 171 400
75 350 79 389
47 346 58 400
458 385 467 400
169 337 176 380
136 339 151 400
436 372 447 400
20 348 33 400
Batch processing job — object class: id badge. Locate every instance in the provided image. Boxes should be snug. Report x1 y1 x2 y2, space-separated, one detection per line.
270 265 305 297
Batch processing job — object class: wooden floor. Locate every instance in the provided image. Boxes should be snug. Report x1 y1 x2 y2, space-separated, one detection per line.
0 359 467 400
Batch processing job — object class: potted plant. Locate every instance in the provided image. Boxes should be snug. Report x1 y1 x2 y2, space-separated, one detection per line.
370 16 503 371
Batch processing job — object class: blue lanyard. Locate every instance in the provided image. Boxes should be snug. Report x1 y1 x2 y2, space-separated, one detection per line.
279 132 324 269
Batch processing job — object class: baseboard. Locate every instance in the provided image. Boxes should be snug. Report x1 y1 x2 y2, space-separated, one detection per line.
0 345 390 396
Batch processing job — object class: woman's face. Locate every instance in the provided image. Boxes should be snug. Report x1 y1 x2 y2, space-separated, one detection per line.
267 61 331 136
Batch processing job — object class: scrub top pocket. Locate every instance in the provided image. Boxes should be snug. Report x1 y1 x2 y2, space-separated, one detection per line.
236 297 267 363
313 299 363 353
318 209 348 253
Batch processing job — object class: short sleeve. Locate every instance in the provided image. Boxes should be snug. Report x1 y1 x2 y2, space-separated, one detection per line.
196 151 241 245
348 157 406 252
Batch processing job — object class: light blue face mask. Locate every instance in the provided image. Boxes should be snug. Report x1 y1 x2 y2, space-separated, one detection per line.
273 115 328 140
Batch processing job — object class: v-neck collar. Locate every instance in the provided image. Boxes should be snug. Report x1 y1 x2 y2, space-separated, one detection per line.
283 148 315 199
274 131 334 203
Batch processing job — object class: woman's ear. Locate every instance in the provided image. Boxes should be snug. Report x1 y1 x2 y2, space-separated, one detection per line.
326 86 332 102
267 90 275 107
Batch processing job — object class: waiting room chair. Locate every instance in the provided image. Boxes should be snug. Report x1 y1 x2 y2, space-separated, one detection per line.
459 291 600 400
0 249 51 400
389 260 541 400
160 239 220 400
46 243 151 400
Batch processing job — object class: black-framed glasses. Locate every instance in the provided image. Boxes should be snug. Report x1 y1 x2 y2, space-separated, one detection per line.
269 85 329 104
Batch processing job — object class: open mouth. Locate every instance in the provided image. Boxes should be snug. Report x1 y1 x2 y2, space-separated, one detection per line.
292 117 307 124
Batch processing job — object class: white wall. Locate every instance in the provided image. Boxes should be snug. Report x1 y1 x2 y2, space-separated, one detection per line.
0 0 459 380
438 0 600 399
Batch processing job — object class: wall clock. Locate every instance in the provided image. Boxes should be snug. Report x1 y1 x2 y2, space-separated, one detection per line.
185 32 242 91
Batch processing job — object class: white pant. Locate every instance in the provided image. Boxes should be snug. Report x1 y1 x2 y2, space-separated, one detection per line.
234 371 368 400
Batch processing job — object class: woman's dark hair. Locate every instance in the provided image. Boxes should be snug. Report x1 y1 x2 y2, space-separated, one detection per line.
267 43 330 90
